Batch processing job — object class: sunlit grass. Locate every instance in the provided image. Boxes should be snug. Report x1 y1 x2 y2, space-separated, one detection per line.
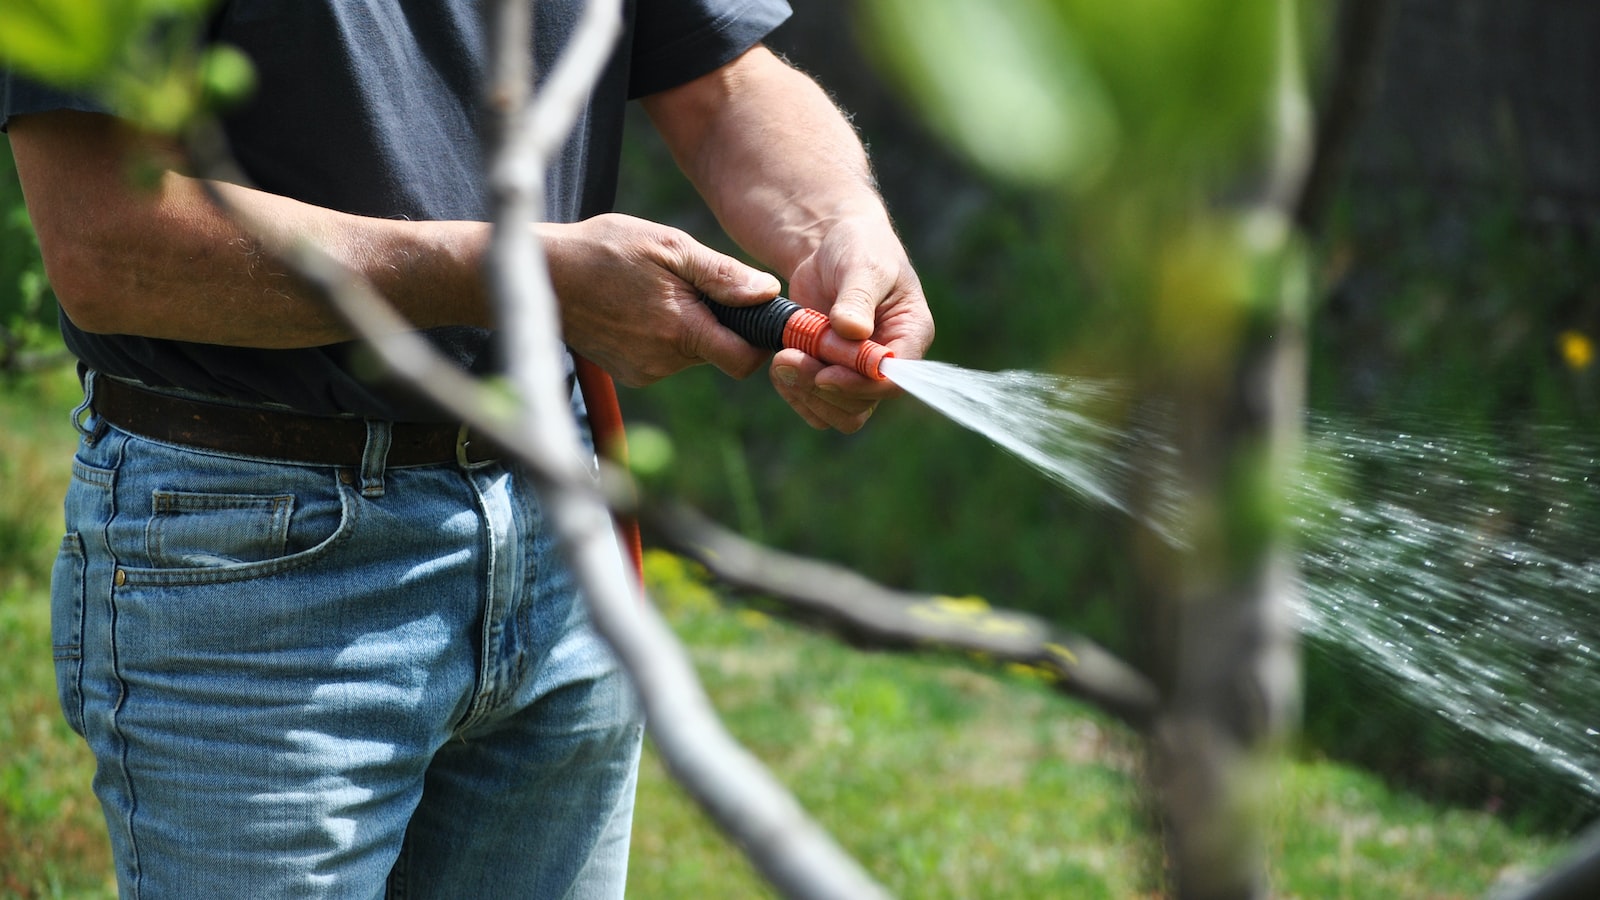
1 366 114 900
635 573 1154 898
640 584 1567 899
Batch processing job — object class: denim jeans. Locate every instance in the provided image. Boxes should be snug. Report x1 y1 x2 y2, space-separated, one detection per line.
51 374 644 898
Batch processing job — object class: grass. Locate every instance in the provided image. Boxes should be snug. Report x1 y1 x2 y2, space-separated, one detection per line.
1 366 113 899
638 573 1568 899
0 368 1574 898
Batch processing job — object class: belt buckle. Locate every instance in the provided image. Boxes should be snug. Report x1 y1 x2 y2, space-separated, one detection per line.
455 423 473 467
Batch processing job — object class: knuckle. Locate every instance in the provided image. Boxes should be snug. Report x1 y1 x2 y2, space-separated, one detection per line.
655 226 693 259
712 254 740 287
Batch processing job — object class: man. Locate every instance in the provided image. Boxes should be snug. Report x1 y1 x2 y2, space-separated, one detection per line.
4 0 933 895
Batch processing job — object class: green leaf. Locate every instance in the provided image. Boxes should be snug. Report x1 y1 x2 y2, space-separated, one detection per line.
861 0 1115 188
1052 0 1279 178
0 0 122 85
198 43 256 111
1 0 232 133
625 424 675 479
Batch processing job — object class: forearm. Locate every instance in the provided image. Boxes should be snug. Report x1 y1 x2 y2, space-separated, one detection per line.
643 47 892 277
11 110 491 349
50 173 490 349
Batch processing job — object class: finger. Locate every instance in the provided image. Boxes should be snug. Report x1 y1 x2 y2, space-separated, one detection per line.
813 363 900 399
799 390 878 433
827 283 878 341
676 241 782 308
770 350 883 432
693 315 770 379
771 347 888 400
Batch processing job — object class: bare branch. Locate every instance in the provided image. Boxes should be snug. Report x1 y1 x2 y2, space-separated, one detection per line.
1146 2 1312 896
479 2 891 897
1497 820 1600 900
1294 0 1395 233
650 503 1160 731
523 0 622 162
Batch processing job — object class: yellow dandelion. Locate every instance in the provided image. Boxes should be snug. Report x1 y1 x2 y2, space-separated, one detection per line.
1559 330 1594 371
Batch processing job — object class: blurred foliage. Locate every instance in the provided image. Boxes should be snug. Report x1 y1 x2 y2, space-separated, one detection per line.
0 141 58 369
1312 188 1600 423
0 0 251 133
861 0 1307 377
862 0 1288 201
617 0 1600 833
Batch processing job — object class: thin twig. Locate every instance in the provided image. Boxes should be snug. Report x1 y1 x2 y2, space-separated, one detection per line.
1497 819 1600 900
479 1 890 897
651 503 1160 731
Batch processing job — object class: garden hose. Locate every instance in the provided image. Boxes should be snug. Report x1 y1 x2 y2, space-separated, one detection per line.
702 295 893 381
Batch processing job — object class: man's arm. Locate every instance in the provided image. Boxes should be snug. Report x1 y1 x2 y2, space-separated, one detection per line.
9 110 491 348
642 45 935 431
8 110 777 382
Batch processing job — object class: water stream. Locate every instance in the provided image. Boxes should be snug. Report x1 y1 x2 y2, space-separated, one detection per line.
880 356 1600 802
879 357 1188 544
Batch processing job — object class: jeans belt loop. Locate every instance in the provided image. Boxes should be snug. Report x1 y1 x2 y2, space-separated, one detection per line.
73 369 107 444
360 420 392 497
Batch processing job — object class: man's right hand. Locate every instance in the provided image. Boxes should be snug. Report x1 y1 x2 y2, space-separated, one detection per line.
540 212 781 387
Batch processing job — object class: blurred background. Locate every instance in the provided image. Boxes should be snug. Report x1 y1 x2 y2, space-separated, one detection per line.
612 0 1600 831
4 0 1599 894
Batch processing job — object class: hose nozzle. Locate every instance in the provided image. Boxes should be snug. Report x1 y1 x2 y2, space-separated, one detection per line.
703 295 893 381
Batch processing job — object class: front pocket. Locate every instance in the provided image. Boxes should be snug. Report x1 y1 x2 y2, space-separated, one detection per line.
146 490 295 568
51 532 87 736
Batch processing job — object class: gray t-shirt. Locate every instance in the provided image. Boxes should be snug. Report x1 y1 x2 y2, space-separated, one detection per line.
1 0 791 420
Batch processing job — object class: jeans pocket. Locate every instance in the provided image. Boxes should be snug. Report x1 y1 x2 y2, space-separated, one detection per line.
51 532 87 736
146 490 295 568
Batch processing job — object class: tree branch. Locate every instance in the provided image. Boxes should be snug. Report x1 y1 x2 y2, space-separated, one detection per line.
650 503 1159 730
478 2 892 898
1498 820 1600 900
177 0 891 894
1294 0 1395 234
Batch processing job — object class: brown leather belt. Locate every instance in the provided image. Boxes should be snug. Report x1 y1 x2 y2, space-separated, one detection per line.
91 376 501 467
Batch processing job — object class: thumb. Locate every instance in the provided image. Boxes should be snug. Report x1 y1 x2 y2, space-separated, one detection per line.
682 246 782 308
827 284 877 341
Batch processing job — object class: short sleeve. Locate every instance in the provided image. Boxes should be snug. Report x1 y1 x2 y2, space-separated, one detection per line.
1 71 108 131
628 0 791 99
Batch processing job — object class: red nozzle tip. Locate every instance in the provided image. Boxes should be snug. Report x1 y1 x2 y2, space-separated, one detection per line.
856 341 894 381
782 308 893 380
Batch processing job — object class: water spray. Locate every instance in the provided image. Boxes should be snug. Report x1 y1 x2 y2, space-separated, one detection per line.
703 295 894 381
715 292 1600 813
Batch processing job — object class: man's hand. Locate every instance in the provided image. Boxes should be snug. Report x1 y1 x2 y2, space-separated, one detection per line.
643 46 936 434
773 215 933 432
542 213 781 387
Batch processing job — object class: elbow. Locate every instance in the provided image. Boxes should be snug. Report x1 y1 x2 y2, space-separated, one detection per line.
37 238 123 336
35 228 131 335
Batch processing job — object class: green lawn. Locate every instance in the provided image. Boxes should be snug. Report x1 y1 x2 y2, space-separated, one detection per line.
0 368 1571 898
1 367 114 899
636 572 1567 899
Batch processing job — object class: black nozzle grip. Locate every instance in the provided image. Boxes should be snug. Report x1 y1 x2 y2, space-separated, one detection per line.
702 295 799 352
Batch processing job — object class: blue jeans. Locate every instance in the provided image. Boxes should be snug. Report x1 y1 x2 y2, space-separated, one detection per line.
51 374 644 898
